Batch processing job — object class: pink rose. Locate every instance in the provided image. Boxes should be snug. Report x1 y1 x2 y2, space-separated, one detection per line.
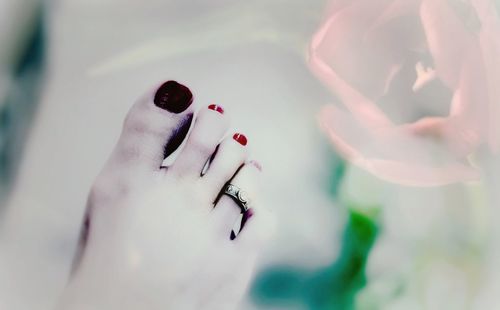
309 0 500 186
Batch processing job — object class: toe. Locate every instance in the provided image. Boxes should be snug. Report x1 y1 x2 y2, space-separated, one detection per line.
233 164 274 249
202 133 249 202
169 104 229 178
109 80 194 172
210 161 261 240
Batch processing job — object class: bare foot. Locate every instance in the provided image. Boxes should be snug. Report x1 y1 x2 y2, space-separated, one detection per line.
58 81 272 310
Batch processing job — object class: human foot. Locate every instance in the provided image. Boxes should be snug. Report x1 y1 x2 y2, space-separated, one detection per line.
58 80 272 310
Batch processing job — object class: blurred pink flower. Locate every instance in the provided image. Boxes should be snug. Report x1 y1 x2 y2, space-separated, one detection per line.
310 0 500 186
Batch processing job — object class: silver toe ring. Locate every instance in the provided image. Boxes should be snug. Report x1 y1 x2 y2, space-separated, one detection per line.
223 184 250 213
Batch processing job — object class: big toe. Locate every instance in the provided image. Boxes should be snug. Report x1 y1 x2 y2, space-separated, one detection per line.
106 80 195 174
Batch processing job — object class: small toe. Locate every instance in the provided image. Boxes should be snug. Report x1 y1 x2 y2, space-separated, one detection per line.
108 80 194 173
169 105 229 178
234 167 274 249
211 161 261 239
202 133 249 202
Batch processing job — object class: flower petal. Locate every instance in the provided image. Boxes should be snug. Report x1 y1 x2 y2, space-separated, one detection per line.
309 7 394 128
310 0 412 100
319 104 480 186
420 0 475 89
471 0 500 152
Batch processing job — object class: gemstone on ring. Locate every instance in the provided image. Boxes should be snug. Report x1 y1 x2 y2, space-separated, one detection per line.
238 190 249 203
227 185 234 193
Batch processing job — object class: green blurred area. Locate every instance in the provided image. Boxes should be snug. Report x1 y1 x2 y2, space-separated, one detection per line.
0 5 45 205
251 206 379 310
251 151 381 310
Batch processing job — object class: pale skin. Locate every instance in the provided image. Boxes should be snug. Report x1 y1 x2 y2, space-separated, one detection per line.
56 83 273 310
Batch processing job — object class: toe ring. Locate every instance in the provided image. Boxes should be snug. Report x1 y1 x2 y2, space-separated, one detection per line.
223 184 250 213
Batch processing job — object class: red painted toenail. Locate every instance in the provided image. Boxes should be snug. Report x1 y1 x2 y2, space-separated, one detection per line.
233 133 247 146
208 104 224 114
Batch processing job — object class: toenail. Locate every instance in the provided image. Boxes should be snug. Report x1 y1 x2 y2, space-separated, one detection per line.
154 80 193 113
233 133 248 146
208 104 224 114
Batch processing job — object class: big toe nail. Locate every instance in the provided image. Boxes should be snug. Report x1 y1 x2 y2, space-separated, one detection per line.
154 80 193 113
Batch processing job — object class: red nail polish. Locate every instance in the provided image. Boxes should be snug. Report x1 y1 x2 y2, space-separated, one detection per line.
233 133 247 146
208 104 224 114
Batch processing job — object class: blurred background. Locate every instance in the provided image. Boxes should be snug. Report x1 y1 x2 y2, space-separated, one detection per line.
1 0 500 309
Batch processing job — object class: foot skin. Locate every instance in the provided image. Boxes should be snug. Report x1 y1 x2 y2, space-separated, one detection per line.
58 81 272 310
